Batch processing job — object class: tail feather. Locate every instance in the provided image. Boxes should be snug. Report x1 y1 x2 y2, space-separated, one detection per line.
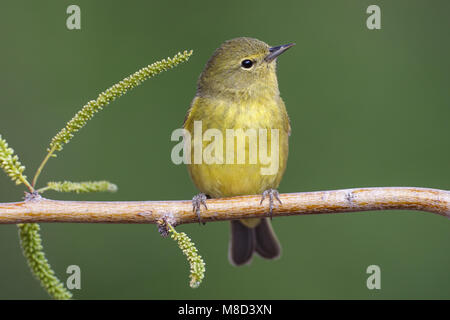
254 218 281 259
229 220 255 266
229 218 281 266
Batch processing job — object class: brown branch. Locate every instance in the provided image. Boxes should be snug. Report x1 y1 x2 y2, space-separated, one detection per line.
0 187 448 225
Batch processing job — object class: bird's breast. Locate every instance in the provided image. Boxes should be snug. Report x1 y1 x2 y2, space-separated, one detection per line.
184 95 290 198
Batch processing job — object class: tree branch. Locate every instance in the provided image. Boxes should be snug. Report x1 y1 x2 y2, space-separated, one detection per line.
0 187 448 225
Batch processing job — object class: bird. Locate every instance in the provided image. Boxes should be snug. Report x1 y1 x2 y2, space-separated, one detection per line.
183 37 293 266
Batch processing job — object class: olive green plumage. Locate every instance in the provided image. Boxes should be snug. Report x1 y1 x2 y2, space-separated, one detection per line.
184 37 293 265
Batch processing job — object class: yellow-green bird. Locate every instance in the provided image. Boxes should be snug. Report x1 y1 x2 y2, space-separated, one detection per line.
184 37 293 266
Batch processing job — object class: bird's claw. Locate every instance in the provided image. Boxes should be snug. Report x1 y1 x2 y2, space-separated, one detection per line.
192 193 208 225
260 188 282 219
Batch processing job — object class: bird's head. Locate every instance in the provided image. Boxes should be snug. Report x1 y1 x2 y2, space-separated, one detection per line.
197 37 294 99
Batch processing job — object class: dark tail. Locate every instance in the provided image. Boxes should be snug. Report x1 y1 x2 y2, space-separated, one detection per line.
229 218 281 266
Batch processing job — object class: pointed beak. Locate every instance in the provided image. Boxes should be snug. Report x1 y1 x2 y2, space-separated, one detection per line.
265 43 295 62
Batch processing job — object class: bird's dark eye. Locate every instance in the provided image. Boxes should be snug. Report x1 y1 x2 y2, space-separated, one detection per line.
241 59 253 69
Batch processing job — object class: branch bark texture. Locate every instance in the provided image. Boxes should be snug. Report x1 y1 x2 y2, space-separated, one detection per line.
0 187 448 225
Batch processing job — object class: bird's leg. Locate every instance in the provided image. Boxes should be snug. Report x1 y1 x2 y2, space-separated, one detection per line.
260 188 282 219
192 193 209 225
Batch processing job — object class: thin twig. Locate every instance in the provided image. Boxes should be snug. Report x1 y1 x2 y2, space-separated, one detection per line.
0 187 448 225
32 146 56 188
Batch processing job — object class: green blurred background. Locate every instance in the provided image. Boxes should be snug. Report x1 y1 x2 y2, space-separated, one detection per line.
0 0 449 299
